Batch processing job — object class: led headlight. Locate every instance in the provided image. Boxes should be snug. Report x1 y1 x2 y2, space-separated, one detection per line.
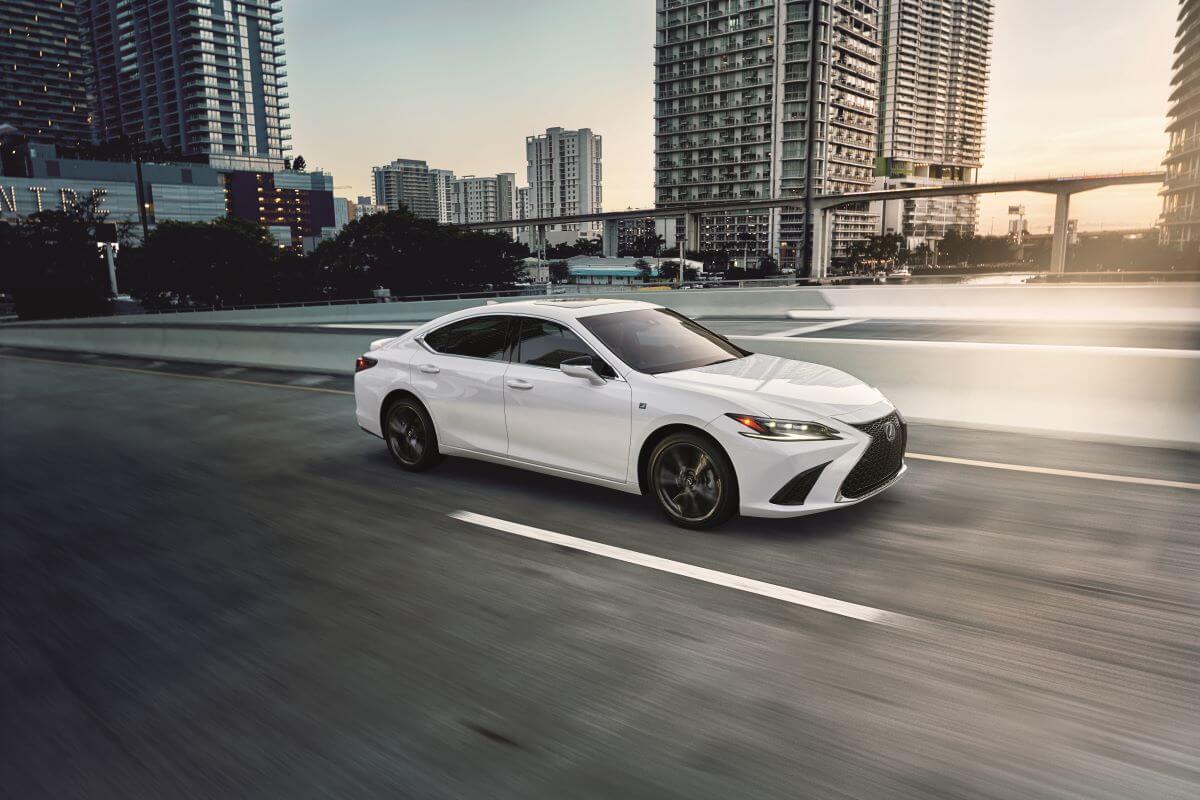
726 413 842 441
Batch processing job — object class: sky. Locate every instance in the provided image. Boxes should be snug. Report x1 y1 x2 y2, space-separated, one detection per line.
286 0 1176 233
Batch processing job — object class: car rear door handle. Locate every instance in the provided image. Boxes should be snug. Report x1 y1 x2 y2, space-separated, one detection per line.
418 364 440 374
506 378 533 390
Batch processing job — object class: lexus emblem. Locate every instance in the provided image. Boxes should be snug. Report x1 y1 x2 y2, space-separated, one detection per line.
883 421 898 443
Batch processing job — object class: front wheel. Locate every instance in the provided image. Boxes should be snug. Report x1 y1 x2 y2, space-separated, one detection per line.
384 398 442 471
648 433 738 529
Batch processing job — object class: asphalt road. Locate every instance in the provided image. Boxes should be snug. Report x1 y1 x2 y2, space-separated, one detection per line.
2 350 1198 799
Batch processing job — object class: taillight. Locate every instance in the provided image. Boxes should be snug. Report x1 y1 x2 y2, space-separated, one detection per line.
355 356 377 372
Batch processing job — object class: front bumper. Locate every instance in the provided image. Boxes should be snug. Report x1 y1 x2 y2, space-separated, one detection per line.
707 410 906 519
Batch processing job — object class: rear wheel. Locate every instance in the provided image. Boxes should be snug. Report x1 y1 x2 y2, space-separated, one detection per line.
384 398 442 471
648 432 737 529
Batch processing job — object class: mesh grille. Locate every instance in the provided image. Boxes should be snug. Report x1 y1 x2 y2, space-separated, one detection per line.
839 412 906 499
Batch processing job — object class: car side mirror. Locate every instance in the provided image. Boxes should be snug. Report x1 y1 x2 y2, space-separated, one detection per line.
560 355 606 386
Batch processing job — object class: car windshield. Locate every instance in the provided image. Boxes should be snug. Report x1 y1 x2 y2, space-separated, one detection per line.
579 308 748 375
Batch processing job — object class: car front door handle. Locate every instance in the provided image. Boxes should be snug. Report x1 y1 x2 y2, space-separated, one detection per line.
418 364 440 374
506 378 533 390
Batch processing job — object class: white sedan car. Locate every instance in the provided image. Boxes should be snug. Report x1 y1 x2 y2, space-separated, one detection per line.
355 299 906 528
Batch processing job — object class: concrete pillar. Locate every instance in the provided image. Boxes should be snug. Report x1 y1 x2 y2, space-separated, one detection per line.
811 207 832 280
104 243 118 295
602 219 619 257
1050 191 1071 274
684 212 701 253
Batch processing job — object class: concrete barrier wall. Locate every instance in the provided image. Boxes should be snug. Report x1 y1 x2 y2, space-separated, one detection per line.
0 325 367 373
12 283 1199 327
3 321 1197 447
730 336 1200 447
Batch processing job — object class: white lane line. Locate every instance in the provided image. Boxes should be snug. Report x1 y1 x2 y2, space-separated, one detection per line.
772 318 867 337
908 453 1200 491
448 510 916 628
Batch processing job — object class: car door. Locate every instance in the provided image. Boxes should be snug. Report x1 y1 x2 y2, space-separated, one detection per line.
413 314 514 455
503 316 632 482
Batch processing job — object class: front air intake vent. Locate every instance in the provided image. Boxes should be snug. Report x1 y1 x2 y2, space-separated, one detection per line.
770 462 829 506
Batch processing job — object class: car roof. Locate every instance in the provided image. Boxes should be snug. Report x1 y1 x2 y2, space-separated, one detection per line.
475 297 661 320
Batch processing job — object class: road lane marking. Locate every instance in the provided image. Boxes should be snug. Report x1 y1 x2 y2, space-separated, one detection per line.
773 318 867 337
0 353 354 396
907 453 1200 491
5 352 1194 491
448 510 916 628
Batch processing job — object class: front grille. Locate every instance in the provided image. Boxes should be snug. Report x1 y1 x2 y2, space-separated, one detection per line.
770 462 829 506
839 412 906 500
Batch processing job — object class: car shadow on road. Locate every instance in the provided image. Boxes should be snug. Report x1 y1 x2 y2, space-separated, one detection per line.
360 447 895 544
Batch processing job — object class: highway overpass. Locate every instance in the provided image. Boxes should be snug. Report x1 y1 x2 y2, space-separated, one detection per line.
460 171 1166 277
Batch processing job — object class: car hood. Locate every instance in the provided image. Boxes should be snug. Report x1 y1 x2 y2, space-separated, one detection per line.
654 353 890 421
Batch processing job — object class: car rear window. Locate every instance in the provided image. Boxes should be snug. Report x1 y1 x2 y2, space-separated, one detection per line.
423 315 511 360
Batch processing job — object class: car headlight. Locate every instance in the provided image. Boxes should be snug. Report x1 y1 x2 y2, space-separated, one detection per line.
726 413 842 441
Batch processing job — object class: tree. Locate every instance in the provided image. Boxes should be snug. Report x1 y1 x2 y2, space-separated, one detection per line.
758 255 780 276
546 237 601 259
548 261 570 283
633 258 653 282
119 217 282 309
314 206 526 298
0 197 115 320
619 232 664 257
291 155 307 172
657 260 699 283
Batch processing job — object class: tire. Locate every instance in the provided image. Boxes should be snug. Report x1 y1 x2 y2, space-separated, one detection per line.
383 397 443 472
647 432 738 529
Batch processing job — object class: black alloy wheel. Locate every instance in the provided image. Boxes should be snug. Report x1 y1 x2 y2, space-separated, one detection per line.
648 432 737 529
385 399 442 471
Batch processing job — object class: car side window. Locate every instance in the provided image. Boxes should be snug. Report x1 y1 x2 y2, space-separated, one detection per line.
423 315 512 360
515 318 615 377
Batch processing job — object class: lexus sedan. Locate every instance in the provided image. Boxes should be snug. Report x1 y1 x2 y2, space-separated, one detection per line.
354 299 905 528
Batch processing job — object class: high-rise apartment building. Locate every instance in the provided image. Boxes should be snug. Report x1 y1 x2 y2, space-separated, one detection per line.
654 0 882 271
516 186 530 220
430 168 456 223
373 158 439 219
495 172 518 222
453 175 498 224
452 172 519 225
1162 0 1200 250
0 1 94 147
82 0 290 161
525 127 602 232
873 0 993 244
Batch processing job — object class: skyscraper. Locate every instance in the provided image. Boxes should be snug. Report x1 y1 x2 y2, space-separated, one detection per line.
654 0 882 272
81 0 290 161
0 1 94 147
525 127 602 232
372 158 439 219
430 168 456 223
873 0 993 244
1162 0 1200 250
453 175 499 224
451 173 518 225
495 172 518 222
